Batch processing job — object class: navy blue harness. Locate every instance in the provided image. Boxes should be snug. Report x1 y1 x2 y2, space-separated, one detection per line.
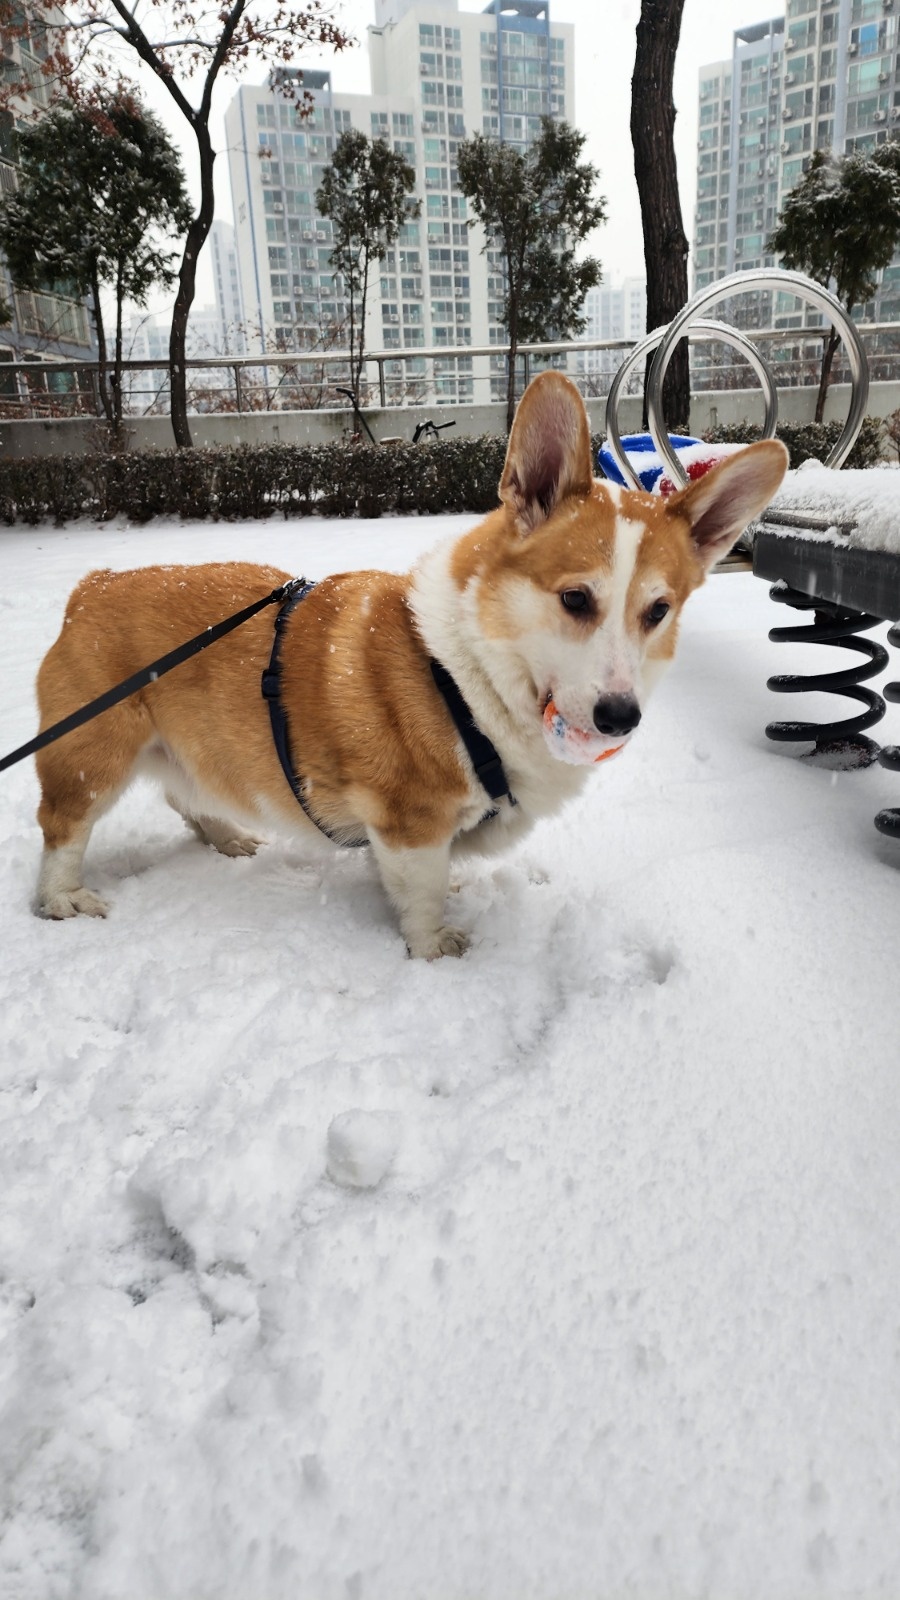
261 578 516 846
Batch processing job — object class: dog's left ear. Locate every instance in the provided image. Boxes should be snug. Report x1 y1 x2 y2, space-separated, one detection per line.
499 371 594 536
666 438 789 572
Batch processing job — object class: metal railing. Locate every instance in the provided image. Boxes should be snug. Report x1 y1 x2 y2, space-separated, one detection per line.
0 338 635 420
2 319 900 422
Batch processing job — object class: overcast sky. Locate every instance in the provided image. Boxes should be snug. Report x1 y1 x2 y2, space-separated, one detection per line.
141 0 786 313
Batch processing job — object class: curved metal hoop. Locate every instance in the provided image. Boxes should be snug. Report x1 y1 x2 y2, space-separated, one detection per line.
604 319 779 492
646 268 869 487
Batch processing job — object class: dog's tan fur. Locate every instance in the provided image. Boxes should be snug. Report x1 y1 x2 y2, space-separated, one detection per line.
34 372 788 956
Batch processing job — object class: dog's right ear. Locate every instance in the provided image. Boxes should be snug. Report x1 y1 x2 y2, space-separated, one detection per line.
499 371 594 536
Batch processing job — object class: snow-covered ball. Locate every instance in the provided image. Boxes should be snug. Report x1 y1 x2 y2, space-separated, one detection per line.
326 1110 399 1189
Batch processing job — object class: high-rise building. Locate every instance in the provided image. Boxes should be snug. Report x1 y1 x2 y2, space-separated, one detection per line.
578 277 647 385
209 221 245 353
0 18 96 395
224 0 574 405
695 1 900 327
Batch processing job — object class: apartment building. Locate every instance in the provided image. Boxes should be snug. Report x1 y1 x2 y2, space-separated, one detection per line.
578 277 648 385
695 0 900 328
223 0 574 405
0 15 95 403
209 221 245 353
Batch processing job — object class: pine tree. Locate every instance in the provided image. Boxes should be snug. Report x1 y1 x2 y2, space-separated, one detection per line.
457 118 605 431
768 146 900 422
0 93 192 430
316 130 420 410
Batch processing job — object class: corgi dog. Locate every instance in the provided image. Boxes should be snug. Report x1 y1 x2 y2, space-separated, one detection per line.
34 372 787 958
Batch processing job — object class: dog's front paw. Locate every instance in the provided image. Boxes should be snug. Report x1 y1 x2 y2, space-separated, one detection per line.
213 835 264 858
408 925 470 961
38 888 109 920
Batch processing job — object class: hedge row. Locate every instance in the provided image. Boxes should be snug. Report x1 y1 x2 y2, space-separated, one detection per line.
0 418 885 527
702 415 885 470
0 436 513 527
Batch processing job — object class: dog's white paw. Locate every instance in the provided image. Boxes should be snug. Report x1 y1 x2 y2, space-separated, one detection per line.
38 888 109 920
213 835 263 858
408 925 470 961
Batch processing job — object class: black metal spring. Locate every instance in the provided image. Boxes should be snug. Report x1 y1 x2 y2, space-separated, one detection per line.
766 584 888 766
875 621 900 839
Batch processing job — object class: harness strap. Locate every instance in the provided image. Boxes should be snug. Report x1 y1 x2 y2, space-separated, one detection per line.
261 584 516 848
429 658 516 815
261 579 369 848
0 578 299 777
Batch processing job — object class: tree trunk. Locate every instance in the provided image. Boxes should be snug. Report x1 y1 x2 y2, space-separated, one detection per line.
505 254 522 431
631 0 691 431
505 334 518 433
112 259 124 429
355 250 369 408
89 267 114 426
169 126 216 448
347 257 358 411
815 327 841 424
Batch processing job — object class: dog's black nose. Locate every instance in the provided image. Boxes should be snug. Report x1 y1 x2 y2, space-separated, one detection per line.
593 695 642 737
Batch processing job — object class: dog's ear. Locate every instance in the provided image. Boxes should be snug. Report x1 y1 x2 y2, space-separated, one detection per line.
665 439 789 572
499 371 594 536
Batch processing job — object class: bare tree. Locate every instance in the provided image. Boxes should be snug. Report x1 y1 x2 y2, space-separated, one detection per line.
631 0 690 429
0 0 350 448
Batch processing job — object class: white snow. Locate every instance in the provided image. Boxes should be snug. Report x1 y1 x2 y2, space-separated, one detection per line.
326 1110 399 1189
769 463 900 554
2 511 900 1599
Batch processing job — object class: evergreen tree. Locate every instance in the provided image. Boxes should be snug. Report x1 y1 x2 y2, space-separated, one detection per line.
457 118 605 431
316 130 420 410
768 146 900 421
0 93 192 429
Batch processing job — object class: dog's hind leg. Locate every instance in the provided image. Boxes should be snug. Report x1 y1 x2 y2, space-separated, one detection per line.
35 706 147 920
165 793 264 858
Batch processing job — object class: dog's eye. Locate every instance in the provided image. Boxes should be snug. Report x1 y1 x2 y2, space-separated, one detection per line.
560 589 589 613
646 599 670 627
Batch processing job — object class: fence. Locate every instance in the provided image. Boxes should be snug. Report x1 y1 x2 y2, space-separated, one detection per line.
3 323 900 422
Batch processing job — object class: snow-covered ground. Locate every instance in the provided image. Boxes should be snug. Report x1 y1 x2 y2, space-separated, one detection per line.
2 511 900 1600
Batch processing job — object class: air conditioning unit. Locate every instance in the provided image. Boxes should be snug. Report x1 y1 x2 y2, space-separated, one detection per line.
879 72 890 82
892 106 900 119
848 41 858 53
780 141 791 153
757 116 766 126
387 313 399 323
782 108 794 119
785 73 795 85
273 202 284 211
316 230 326 240
874 108 888 121
785 37 796 49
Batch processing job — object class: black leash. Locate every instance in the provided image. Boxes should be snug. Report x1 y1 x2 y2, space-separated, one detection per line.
0 578 303 776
